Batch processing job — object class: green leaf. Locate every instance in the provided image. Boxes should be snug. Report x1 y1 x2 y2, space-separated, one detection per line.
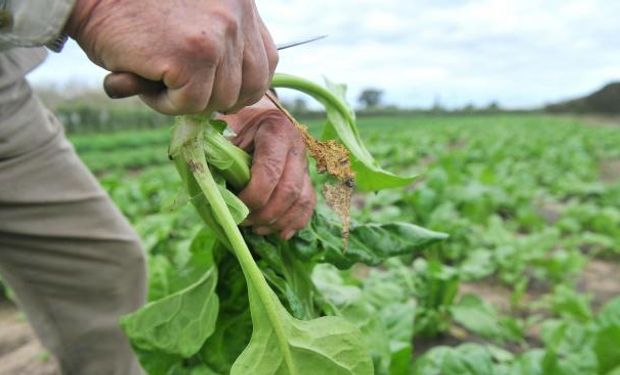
295 208 447 269
230 285 374 375
597 297 620 328
443 344 496 375
171 119 248 232
200 308 253 374
247 233 321 320
459 248 496 280
120 237 219 358
311 264 363 307
271 73 416 192
509 349 545 375
541 348 598 375
594 325 620 374
147 255 174 301
540 320 590 353
547 285 593 322
216 184 249 225
382 301 416 375
451 294 521 342
167 228 219 293
338 298 391 375
312 264 415 375
388 341 413 375
200 252 253 374
202 121 252 191
413 344 497 375
134 350 182 375
179 138 374 375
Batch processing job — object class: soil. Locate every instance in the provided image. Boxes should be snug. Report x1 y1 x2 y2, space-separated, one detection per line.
414 258 620 356
0 301 59 375
600 159 620 184
580 115 620 129
1 115 618 371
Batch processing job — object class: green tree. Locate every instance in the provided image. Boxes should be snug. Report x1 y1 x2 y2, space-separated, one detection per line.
358 88 384 109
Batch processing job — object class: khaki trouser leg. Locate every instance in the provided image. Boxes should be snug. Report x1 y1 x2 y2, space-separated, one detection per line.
0 79 146 374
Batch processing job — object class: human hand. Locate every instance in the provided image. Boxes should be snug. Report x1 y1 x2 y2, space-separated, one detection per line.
218 96 316 240
66 0 278 115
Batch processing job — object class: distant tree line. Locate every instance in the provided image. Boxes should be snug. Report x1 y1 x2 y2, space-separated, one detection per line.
545 82 620 114
35 85 171 133
39 80 619 134
55 104 170 133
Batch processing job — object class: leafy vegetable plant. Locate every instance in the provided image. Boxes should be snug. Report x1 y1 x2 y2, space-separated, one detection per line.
119 74 446 374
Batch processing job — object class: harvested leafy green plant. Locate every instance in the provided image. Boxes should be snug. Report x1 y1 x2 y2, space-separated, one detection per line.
119 74 446 375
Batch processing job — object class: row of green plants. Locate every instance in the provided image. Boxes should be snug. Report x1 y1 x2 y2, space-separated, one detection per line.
60 82 620 375
91 106 620 375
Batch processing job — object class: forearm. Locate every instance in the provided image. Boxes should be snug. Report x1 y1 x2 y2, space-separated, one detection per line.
0 0 75 51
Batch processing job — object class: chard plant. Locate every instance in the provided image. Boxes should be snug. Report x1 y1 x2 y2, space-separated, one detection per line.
120 74 447 375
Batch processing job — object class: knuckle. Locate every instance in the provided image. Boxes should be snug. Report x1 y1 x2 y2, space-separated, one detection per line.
213 10 239 37
261 120 287 138
281 181 301 202
261 156 284 184
181 31 221 62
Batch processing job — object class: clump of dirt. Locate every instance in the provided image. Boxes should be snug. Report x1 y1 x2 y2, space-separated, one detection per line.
295 123 354 243
295 125 353 182
536 200 564 224
266 92 355 244
600 159 620 184
322 183 353 242
578 258 620 310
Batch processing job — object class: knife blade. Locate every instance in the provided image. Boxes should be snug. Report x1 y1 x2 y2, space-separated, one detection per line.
276 35 327 50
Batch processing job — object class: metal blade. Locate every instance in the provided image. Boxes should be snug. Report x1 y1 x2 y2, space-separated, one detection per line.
276 35 327 50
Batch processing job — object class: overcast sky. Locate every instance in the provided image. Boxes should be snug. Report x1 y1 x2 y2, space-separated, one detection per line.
27 0 620 109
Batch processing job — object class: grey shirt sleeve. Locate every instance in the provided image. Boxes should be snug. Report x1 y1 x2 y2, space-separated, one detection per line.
0 0 76 50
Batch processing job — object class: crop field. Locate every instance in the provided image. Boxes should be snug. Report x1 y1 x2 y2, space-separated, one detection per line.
2 114 620 374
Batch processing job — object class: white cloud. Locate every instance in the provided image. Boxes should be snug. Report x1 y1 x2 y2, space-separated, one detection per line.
27 0 620 109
